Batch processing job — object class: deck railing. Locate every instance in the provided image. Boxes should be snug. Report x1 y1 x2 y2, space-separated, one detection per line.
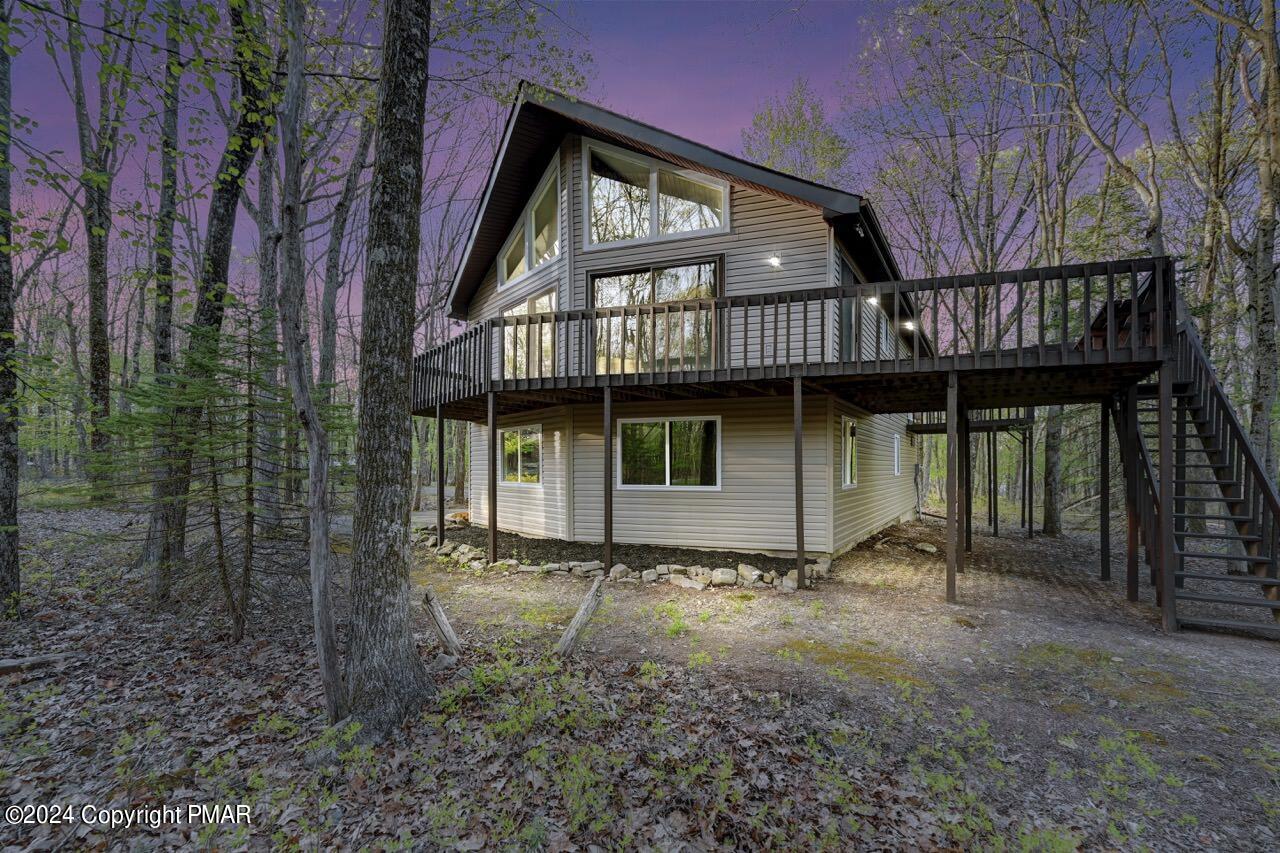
414 256 1176 411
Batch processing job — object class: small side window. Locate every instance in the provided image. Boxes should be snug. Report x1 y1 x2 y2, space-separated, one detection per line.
842 417 857 488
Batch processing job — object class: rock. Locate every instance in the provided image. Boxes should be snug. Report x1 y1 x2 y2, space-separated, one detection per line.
914 542 939 554
763 571 775 585
737 565 762 586
569 560 604 577
436 541 456 556
420 535 438 548
641 569 658 583
779 570 799 592
469 559 487 571
688 566 712 583
609 564 630 581
667 565 688 576
808 561 829 579
710 567 738 587
517 564 541 573
655 564 672 576
668 574 706 590
490 559 518 571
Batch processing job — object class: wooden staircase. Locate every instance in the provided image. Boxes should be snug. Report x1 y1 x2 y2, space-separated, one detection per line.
1122 322 1280 635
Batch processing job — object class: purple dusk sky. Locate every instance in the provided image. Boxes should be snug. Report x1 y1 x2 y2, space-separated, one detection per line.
568 0 889 154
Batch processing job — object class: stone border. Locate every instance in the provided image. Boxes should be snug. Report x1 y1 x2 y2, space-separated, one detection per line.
431 539 831 593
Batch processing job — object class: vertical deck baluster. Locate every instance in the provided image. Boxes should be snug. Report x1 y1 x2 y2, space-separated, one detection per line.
1037 269 1046 362
1015 271 1024 367
1060 270 1069 361
1106 263 1116 360
1129 264 1139 356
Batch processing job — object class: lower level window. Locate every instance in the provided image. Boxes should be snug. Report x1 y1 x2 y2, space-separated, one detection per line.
619 417 719 488
500 425 541 484
842 417 857 487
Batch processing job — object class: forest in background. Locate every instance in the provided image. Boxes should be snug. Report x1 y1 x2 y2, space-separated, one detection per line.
0 0 1277 729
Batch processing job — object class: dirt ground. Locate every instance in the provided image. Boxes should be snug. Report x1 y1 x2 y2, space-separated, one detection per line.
3 509 1279 849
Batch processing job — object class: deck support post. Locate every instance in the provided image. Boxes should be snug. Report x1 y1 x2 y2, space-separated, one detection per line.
603 387 613 569
945 372 959 602
1124 385 1140 602
1026 408 1035 539
793 377 806 587
990 430 999 536
1157 360 1178 631
961 398 972 554
436 404 446 547
1100 401 1110 582
487 390 497 565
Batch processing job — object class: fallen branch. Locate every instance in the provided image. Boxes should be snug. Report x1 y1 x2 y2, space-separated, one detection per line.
554 577 605 658
0 653 76 675
422 589 462 657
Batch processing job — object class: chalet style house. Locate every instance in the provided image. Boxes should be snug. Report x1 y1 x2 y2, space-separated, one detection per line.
415 85 1280 637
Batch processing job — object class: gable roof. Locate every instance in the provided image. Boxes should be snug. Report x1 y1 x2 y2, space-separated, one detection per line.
445 83 902 319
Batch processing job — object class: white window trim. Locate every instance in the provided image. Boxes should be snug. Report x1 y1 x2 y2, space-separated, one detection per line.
841 416 857 489
582 137 731 252
498 424 544 488
615 415 722 491
498 157 561 290
893 433 902 476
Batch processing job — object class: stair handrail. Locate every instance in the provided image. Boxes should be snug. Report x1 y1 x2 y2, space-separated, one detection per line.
1176 320 1280 521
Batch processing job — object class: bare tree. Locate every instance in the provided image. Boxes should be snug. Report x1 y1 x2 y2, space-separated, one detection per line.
278 0 347 723
49 0 139 483
1191 0 1279 474
0 2 17 616
138 3 277 587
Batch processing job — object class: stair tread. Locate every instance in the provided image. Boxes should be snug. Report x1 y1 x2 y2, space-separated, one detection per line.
1176 571 1280 585
1177 531 1262 541
1177 617 1280 634
1177 550 1274 563
1175 591 1280 609
1174 479 1238 485
1174 513 1252 521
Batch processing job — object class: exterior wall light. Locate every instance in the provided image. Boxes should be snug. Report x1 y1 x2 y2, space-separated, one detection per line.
767 255 782 268
903 320 916 331
865 295 879 305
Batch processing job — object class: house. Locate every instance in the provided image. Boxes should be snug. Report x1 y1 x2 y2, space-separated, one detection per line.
414 85 1280 636
433 85 922 562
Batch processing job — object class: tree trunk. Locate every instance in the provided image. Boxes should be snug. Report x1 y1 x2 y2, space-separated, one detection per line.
319 118 374 399
138 0 182 601
346 0 434 735
254 143 283 529
0 5 17 617
280 0 347 723
412 417 430 512
139 4 273 581
1042 408 1063 536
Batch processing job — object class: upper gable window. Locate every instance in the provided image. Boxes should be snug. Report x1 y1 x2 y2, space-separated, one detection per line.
585 140 728 249
499 157 560 288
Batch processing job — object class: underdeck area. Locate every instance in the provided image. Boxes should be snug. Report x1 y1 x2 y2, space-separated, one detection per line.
414 256 1280 637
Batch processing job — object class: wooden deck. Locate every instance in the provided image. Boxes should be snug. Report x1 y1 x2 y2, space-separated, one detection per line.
413 257 1174 421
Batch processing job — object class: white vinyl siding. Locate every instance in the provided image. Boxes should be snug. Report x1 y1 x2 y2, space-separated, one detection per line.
470 408 569 539
571 397 830 555
832 402 917 554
